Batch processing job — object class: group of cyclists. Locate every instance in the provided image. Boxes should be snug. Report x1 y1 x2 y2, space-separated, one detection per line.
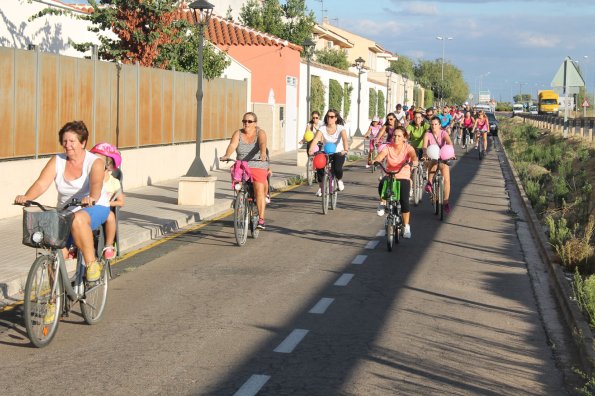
13 103 489 302
299 102 495 240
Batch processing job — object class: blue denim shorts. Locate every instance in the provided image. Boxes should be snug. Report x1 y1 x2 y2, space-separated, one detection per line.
82 205 110 230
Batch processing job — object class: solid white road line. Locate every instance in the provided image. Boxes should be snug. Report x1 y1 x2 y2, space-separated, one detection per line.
365 240 380 249
376 229 385 237
309 297 335 314
351 255 367 265
334 273 354 286
274 329 309 353
233 374 271 396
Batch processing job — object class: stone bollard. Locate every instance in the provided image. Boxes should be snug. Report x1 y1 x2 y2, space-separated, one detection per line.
178 176 217 206
297 148 308 167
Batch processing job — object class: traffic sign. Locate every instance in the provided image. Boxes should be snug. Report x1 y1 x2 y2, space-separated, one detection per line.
551 56 585 88
582 98 590 108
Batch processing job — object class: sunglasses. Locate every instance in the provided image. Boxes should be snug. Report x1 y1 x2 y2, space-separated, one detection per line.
312 116 319 119
327 115 336 119
242 120 255 124
387 117 395 121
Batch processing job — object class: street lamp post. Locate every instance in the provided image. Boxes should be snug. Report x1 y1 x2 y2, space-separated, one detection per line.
302 38 315 120
402 76 408 106
515 81 527 103
354 56 365 137
186 0 214 178
436 36 453 106
385 68 392 116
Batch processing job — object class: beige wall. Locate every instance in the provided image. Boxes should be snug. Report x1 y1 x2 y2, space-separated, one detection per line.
1 140 232 219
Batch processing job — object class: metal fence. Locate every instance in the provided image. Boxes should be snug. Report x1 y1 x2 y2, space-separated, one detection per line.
0 47 248 160
520 114 594 144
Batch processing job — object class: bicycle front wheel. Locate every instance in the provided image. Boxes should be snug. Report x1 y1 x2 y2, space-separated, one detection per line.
331 178 338 210
81 259 109 324
386 217 394 252
249 201 260 239
438 176 445 221
234 191 249 246
24 255 62 348
413 168 421 206
322 172 330 214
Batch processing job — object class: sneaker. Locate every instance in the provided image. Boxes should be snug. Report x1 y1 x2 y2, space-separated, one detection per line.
403 224 411 239
85 260 102 282
444 201 451 214
376 204 385 217
315 188 322 197
102 246 116 260
337 180 345 191
265 194 271 204
43 303 56 325
365 164 370 169
256 218 266 230
424 182 432 193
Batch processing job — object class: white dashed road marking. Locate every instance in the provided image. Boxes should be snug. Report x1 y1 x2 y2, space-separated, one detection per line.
233 375 271 396
365 240 380 249
334 273 354 286
274 329 309 353
309 297 335 314
351 255 367 265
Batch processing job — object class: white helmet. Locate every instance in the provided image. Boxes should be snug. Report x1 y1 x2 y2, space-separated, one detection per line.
427 144 440 160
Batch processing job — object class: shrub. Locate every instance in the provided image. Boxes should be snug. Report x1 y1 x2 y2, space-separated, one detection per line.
573 269 595 327
311 75 325 115
343 82 353 119
328 79 343 113
377 90 385 119
369 88 377 119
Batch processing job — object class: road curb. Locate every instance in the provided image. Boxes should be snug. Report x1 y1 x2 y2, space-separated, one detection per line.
499 139 595 375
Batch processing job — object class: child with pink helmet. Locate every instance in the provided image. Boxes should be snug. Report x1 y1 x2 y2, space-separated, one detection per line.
90 142 125 260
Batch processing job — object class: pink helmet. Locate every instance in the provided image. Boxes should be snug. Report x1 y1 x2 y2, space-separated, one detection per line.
90 142 122 169
440 144 455 161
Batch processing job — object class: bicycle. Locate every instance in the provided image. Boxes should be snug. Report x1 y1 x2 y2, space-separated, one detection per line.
374 161 411 251
425 158 453 221
223 159 261 246
366 137 378 173
451 123 461 146
320 152 339 214
17 200 109 348
411 161 425 207
462 127 472 152
475 129 489 160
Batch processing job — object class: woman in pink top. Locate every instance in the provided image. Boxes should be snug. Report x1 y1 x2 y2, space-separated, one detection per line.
422 116 455 214
373 126 418 238
473 111 489 152
462 110 475 148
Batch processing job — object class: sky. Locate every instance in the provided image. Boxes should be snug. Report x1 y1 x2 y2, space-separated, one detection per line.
305 0 595 102
59 0 595 103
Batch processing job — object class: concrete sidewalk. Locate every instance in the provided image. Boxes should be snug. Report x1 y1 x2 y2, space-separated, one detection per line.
0 150 309 307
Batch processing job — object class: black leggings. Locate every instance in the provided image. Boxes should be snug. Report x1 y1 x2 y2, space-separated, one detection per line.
317 153 346 182
378 178 411 214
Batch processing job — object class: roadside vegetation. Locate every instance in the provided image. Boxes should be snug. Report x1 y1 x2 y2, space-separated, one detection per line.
500 119 595 323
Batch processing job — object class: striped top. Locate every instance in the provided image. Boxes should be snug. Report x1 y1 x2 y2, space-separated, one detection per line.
236 128 268 169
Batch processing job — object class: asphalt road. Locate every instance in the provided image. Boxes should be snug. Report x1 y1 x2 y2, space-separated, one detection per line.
0 146 569 395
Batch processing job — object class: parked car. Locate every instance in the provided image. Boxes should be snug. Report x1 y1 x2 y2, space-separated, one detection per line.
529 105 538 115
486 112 498 136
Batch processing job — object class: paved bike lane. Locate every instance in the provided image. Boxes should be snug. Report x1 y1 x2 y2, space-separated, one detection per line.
0 150 308 308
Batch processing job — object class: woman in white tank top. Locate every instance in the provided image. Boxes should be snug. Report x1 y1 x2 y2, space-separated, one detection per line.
15 121 108 281
308 109 349 196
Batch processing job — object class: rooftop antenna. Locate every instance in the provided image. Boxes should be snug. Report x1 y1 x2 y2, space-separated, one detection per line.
314 0 325 23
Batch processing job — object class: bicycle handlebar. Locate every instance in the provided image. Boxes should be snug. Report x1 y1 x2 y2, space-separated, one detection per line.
373 161 413 176
14 198 90 211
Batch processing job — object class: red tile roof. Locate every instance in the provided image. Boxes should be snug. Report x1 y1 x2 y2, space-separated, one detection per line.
178 10 303 52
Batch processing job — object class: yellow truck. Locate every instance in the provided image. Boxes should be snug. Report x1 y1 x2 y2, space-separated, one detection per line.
538 90 559 115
